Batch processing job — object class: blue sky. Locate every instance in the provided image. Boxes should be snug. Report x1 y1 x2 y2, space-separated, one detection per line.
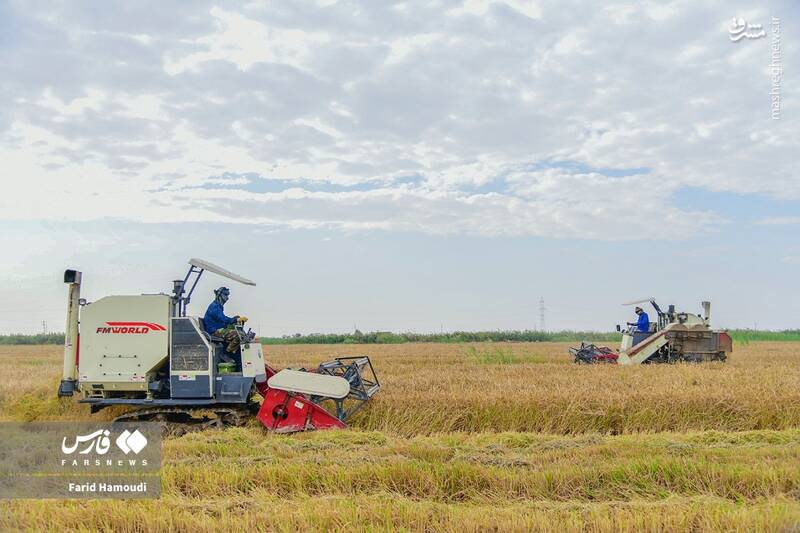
0 0 798 334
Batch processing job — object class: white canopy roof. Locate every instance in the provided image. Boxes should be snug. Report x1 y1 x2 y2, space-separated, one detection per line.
188 258 256 286
621 297 655 306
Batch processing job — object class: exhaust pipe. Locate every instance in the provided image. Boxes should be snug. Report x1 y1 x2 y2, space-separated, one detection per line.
701 301 711 326
58 269 82 397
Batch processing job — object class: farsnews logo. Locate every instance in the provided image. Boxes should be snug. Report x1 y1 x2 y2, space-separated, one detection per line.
0 422 161 498
115 429 148 454
62 429 112 455
62 428 148 455
96 321 166 334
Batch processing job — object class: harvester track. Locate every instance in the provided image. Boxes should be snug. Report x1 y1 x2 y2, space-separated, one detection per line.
113 404 259 436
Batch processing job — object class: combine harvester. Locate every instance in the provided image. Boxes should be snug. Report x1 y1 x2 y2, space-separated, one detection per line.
56 259 379 433
571 298 732 364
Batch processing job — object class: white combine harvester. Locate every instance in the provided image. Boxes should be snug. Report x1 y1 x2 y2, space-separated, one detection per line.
571 298 733 364
57 259 379 432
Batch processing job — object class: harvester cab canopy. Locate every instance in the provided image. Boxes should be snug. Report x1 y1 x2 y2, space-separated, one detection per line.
188 258 256 286
620 297 656 306
621 297 662 314
174 258 256 317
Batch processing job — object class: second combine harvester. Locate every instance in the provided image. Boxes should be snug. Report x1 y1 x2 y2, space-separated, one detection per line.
56 259 380 433
571 298 733 364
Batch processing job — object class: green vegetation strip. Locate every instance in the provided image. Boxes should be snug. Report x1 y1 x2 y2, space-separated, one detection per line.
0 333 66 345
266 329 800 345
262 330 623 344
6 329 799 345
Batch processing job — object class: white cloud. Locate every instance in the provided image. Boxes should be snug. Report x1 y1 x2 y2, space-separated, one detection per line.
37 88 107 116
117 94 169 121
553 32 588 56
293 117 344 140
163 7 329 74
500 0 543 19
450 0 542 19
385 33 443 65
1 0 796 242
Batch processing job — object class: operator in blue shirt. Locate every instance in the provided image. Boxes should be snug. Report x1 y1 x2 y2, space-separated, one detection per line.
203 287 247 354
627 306 650 332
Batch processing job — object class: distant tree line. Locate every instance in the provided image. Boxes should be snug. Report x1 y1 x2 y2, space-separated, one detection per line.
0 330 620 345
1 329 798 345
0 333 66 345
261 330 623 344
262 329 800 344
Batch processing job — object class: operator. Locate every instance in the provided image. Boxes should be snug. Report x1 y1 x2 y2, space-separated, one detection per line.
627 306 650 332
203 286 248 354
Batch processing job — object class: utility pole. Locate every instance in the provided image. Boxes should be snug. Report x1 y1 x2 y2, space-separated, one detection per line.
42 320 47 335
539 297 546 331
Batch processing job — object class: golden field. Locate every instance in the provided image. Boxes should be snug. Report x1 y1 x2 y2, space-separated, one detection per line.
1 341 799 531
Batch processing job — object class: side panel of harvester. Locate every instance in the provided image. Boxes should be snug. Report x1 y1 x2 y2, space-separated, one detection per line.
616 330 669 365
169 317 214 398
168 316 267 400
617 324 732 365
664 325 732 359
79 294 171 397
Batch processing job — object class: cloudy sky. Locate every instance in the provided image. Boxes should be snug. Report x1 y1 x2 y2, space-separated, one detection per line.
1 0 797 335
